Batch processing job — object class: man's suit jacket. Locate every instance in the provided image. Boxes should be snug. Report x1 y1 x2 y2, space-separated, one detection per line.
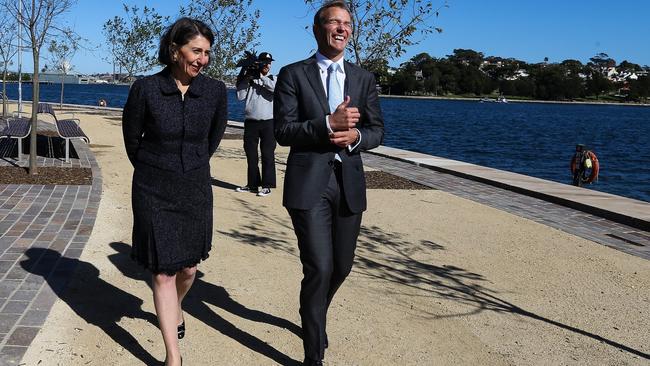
274 56 384 213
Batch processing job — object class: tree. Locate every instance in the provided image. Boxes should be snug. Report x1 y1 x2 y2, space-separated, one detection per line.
585 70 613 99
182 0 261 80
103 5 168 82
0 11 18 118
529 64 566 100
448 49 484 68
628 76 650 102
618 60 641 72
3 0 78 174
589 52 615 74
305 0 447 73
47 37 79 108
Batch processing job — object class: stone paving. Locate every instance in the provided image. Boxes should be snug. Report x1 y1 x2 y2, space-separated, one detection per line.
362 153 650 260
0 122 101 364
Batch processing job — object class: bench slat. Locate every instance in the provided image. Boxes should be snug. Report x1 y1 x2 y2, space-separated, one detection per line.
57 120 89 141
2 119 31 138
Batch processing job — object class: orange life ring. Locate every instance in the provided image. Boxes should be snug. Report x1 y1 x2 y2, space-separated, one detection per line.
570 150 599 184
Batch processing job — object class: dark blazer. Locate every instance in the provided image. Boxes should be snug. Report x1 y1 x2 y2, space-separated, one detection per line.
122 67 228 172
274 56 384 213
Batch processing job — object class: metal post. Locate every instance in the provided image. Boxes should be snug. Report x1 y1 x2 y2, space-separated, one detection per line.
17 137 23 162
17 0 23 114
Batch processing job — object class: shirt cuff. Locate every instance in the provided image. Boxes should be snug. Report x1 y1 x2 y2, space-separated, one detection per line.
347 128 361 151
326 115 334 134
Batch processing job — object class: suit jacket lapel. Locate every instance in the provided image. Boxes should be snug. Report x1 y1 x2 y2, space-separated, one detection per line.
344 61 359 105
303 57 330 114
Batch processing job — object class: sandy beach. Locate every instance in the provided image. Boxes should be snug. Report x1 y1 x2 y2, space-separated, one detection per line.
16 107 650 365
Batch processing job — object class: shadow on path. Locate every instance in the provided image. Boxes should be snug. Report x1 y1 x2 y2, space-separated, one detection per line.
167 194 650 361
211 177 239 190
20 248 159 365
354 224 650 360
109 242 301 365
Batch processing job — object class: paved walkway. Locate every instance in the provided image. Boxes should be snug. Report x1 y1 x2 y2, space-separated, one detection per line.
0 117 647 364
0 122 101 364
362 153 650 260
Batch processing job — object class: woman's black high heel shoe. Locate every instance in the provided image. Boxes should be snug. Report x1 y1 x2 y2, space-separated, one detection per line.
177 321 185 339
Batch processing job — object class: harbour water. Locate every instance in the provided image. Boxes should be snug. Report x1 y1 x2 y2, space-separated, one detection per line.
3 83 649 202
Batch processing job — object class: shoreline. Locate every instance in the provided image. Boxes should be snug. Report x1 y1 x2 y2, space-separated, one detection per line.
3 100 649 204
380 94 650 107
4 86 650 108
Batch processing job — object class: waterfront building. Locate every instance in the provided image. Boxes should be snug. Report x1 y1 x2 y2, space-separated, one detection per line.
38 72 83 84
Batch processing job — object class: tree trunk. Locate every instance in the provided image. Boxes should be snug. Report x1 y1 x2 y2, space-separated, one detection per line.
60 73 64 108
2 64 7 118
29 49 39 175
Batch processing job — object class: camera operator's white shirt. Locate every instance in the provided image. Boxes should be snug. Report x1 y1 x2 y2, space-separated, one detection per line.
316 52 361 152
236 74 275 120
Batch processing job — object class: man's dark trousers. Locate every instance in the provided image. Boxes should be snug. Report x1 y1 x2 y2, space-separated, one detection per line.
288 162 362 361
243 119 276 188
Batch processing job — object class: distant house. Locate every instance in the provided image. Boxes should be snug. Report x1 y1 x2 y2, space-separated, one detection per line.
504 69 529 81
605 68 641 83
605 67 618 80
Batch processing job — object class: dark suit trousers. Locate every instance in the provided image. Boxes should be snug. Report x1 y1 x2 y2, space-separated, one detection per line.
288 163 362 361
243 119 276 188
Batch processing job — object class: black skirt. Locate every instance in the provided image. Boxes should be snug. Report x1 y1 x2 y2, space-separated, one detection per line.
131 162 213 275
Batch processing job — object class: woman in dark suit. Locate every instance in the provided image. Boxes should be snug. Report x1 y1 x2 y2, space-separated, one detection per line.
122 17 227 366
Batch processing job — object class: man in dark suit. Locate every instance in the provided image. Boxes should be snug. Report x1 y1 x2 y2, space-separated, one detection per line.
273 1 384 364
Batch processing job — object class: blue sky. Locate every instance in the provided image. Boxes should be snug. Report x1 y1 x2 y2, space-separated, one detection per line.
12 0 650 74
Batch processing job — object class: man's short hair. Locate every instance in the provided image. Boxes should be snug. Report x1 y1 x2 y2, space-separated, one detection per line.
313 0 351 26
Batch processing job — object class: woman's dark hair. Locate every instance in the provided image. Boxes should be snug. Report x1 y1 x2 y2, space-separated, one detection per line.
158 17 214 66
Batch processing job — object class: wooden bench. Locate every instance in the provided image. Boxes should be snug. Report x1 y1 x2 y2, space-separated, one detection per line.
37 103 89 162
0 117 31 162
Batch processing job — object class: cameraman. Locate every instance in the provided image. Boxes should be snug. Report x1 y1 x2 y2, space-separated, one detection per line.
235 52 277 197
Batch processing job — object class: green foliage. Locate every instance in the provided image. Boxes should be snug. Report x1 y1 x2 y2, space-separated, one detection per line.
0 11 18 117
627 76 650 101
47 38 79 74
384 50 646 101
0 11 18 69
2 0 78 174
47 37 80 107
589 52 615 69
585 71 613 99
305 0 447 73
618 60 642 72
103 4 169 80
182 0 260 79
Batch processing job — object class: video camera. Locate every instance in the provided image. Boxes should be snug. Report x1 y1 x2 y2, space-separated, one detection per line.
237 51 261 80
237 51 274 81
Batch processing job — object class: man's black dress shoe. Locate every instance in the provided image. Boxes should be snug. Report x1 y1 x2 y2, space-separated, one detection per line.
303 358 323 366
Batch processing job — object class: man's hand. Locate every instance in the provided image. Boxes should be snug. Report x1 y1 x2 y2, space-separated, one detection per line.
329 129 359 148
329 96 360 131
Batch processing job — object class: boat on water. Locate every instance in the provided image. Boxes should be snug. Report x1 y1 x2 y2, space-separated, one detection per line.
479 96 508 103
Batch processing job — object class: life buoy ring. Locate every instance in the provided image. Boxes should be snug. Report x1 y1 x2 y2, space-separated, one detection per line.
570 150 599 184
